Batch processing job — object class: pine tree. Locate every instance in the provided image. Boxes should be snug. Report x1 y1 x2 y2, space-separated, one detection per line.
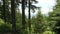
11 0 16 34
34 8 44 34
49 0 60 34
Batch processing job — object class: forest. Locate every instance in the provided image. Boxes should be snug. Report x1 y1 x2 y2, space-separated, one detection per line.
0 0 60 34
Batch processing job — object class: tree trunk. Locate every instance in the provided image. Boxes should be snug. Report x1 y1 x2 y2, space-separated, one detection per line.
28 0 31 34
22 0 26 34
11 0 16 34
3 0 6 23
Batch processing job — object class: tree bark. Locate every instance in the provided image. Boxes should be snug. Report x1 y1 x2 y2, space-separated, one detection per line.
28 0 31 34
3 0 6 23
22 0 26 34
11 0 16 34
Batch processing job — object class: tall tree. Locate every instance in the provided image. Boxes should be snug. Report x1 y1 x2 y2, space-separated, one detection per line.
28 0 39 34
0 0 3 18
22 0 26 34
28 0 31 34
49 0 60 34
11 0 16 34
2 0 6 23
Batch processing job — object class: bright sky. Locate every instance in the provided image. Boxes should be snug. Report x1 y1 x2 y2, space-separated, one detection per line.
33 0 56 14
19 0 56 17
